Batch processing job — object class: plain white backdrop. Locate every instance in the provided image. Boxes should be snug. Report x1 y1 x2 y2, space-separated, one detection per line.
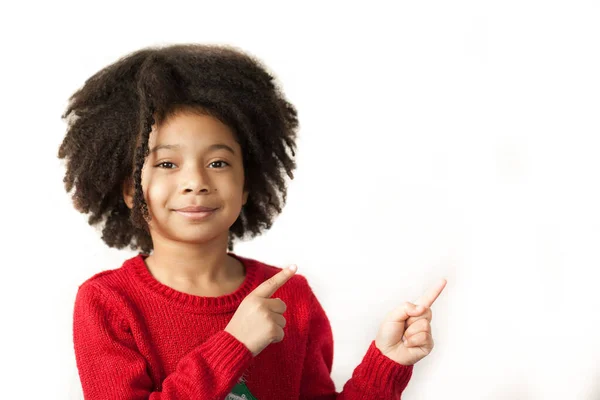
1 0 599 398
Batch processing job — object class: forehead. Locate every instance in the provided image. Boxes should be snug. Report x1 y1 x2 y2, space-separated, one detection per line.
149 111 238 148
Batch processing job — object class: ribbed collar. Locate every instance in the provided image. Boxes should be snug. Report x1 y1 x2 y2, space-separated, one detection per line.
125 252 262 314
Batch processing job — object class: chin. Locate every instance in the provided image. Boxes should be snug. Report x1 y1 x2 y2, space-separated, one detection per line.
171 229 230 244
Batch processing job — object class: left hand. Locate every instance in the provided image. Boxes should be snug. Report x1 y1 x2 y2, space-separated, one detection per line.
375 278 447 366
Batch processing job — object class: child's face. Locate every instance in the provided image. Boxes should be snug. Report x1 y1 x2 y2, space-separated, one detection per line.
123 110 248 247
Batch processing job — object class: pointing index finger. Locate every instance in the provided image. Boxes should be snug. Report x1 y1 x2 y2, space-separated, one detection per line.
415 278 447 308
252 265 297 298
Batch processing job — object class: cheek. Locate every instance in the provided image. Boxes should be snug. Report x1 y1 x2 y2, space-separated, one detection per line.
143 174 172 208
223 176 245 201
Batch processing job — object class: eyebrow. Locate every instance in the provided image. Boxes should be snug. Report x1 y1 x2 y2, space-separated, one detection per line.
149 143 236 155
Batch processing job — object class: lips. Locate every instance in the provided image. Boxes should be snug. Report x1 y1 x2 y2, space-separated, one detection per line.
175 206 217 212
174 206 218 221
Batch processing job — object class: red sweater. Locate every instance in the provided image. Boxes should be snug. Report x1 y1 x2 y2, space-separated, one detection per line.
73 252 413 399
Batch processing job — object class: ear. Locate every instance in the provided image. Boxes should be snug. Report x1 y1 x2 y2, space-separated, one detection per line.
242 190 249 206
122 177 134 209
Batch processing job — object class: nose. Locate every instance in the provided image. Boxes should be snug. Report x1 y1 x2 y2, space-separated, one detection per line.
180 164 212 194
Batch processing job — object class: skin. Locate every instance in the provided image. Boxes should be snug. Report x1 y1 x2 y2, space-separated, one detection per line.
375 278 447 365
122 108 447 366
225 264 299 357
123 109 249 295
228 266 447 365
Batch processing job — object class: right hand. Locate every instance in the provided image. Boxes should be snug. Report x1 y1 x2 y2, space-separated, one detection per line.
225 264 298 357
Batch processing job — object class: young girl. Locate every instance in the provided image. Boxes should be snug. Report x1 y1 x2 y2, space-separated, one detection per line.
61 43 446 399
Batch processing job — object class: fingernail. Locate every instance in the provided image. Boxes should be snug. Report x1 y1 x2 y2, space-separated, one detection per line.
288 265 297 272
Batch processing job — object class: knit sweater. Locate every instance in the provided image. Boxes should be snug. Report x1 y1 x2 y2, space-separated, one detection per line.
73 252 414 399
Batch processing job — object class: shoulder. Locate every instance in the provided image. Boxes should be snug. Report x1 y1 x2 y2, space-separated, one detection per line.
74 254 140 309
72 258 143 342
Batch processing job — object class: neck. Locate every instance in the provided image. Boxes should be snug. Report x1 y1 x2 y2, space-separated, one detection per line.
145 231 241 287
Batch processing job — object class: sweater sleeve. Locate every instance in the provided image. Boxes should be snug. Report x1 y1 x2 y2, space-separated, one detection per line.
299 286 414 399
73 282 253 399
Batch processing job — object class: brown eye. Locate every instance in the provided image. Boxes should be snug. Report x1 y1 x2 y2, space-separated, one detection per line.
209 160 230 168
156 161 176 169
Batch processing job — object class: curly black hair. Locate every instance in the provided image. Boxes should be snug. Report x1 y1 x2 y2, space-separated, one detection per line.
58 43 298 254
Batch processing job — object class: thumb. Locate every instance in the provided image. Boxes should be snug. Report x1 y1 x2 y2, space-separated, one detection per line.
377 302 422 352
385 302 424 324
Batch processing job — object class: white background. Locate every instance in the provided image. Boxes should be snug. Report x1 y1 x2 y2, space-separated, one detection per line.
1 0 599 398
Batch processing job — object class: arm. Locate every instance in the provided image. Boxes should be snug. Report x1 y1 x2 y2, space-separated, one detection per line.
299 285 414 399
73 283 253 399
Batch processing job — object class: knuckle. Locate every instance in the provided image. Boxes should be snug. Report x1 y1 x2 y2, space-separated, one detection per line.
279 299 287 312
270 298 286 313
260 307 271 318
270 326 284 341
270 324 279 336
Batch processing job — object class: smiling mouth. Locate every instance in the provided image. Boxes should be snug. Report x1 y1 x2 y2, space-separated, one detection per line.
174 209 218 220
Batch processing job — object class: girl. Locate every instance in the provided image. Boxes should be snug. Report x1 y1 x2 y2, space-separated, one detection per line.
60 43 446 399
